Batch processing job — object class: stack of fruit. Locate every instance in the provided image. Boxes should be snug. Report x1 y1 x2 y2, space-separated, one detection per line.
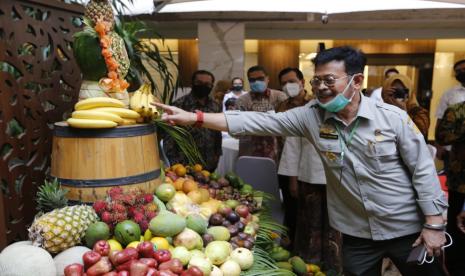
92 187 158 232
129 83 160 121
63 239 205 276
67 97 141 128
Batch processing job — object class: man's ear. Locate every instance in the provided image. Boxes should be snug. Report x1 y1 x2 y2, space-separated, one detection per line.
353 74 364 89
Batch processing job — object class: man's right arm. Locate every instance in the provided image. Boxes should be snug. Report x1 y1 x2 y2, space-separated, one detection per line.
153 102 308 137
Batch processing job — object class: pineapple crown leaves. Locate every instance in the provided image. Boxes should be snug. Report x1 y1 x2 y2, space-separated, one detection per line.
36 178 69 213
73 17 98 39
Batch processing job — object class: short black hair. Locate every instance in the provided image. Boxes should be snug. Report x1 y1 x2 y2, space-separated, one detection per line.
192 70 215 84
454 59 465 71
225 97 237 108
247 65 267 77
231 77 243 84
278 67 304 83
384 68 399 77
312 46 366 75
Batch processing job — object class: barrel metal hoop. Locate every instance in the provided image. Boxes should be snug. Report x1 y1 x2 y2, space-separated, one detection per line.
54 123 157 138
54 169 161 187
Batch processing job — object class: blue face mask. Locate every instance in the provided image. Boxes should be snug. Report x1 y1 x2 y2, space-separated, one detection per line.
250 80 267 93
317 76 355 113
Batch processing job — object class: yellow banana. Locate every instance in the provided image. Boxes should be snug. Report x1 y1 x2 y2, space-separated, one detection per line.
75 97 125 110
119 118 137 126
72 110 123 124
92 107 141 119
130 88 143 113
140 89 149 117
67 118 117 129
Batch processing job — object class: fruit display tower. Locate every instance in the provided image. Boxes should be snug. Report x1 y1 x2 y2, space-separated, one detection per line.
73 0 130 105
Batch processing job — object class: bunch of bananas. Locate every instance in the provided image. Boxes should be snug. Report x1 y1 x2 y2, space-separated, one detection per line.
67 97 141 129
129 83 160 120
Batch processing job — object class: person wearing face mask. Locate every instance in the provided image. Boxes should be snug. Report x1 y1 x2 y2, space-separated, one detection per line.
162 70 222 171
276 67 342 271
222 77 247 111
435 59 465 276
235 65 288 162
153 46 448 276
381 74 430 138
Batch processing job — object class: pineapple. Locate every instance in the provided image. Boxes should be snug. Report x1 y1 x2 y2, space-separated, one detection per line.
85 0 115 27
36 178 68 214
108 31 130 78
28 205 98 253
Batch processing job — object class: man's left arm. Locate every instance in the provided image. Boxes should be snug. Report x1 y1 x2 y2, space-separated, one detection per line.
396 112 448 256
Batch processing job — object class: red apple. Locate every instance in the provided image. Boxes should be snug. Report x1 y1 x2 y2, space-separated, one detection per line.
218 205 233 217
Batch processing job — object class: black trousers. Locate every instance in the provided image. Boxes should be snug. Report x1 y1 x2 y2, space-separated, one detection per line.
278 174 297 243
343 233 446 276
445 190 465 276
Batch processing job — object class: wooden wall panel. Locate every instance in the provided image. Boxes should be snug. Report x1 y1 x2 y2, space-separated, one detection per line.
0 0 83 248
178 39 198 87
258 40 299 90
333 40 436 54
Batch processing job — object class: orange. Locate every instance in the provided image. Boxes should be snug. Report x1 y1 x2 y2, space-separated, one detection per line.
173 177 185 191
165 176 174 184
175 165 187 177
150 237 170 250
183 179 198 194
187 190 203 204
198 188 210 202
201 170 210 178
193 164 203 172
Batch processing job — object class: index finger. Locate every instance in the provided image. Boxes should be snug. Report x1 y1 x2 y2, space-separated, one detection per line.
151 102 173 111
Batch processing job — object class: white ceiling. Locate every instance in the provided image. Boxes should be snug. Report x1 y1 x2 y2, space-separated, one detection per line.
158 0 465 14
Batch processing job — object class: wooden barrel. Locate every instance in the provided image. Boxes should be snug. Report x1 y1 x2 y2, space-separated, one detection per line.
51 122 162 204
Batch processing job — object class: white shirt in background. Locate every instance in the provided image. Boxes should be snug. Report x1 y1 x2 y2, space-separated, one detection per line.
222 90 247 111
278 136 326 185
370 87 384 103
435 85 465 119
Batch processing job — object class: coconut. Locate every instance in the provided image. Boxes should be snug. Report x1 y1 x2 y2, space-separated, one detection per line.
54 246 91 276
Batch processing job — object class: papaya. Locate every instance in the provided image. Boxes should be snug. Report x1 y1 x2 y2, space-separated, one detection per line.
186 214 208 235
149 210 186 237
269 246 290 262
289 256 307 275
275 261 293 271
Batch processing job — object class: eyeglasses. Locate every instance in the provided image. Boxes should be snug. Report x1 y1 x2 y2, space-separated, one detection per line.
310 75 351 87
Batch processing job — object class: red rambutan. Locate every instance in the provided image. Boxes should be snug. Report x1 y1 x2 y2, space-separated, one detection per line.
101 211 112 223
108 187 123 199
143 194 154 204
93 200 107 214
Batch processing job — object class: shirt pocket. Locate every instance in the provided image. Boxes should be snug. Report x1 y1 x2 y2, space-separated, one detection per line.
317 141 343 169
363 140 398 172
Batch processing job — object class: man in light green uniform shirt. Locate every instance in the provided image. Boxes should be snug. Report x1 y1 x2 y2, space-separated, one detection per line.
154 46 448 276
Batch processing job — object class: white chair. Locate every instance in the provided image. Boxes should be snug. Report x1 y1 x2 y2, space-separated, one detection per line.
234 156 284 224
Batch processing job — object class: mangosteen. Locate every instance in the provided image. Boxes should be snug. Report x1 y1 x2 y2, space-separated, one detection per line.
211 181 221 189
230 236 240 243
246 236 255 244
227 225 239 237
227 212 240 223
209 213 225 226
218 177 229 187
243 240 254 249
231 243 239 250
194 172 205 183
222 220 232 227
202 233 214 245
237 232 248 240
235 221 245 232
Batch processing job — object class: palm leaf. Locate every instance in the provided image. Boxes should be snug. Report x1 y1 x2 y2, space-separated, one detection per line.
154 120 205 166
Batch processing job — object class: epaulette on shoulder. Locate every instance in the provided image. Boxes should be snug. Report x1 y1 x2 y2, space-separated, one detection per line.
375 102 406 117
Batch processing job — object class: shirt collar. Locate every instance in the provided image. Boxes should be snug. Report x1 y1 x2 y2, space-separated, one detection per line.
323 92 375 123
250 88 271 99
